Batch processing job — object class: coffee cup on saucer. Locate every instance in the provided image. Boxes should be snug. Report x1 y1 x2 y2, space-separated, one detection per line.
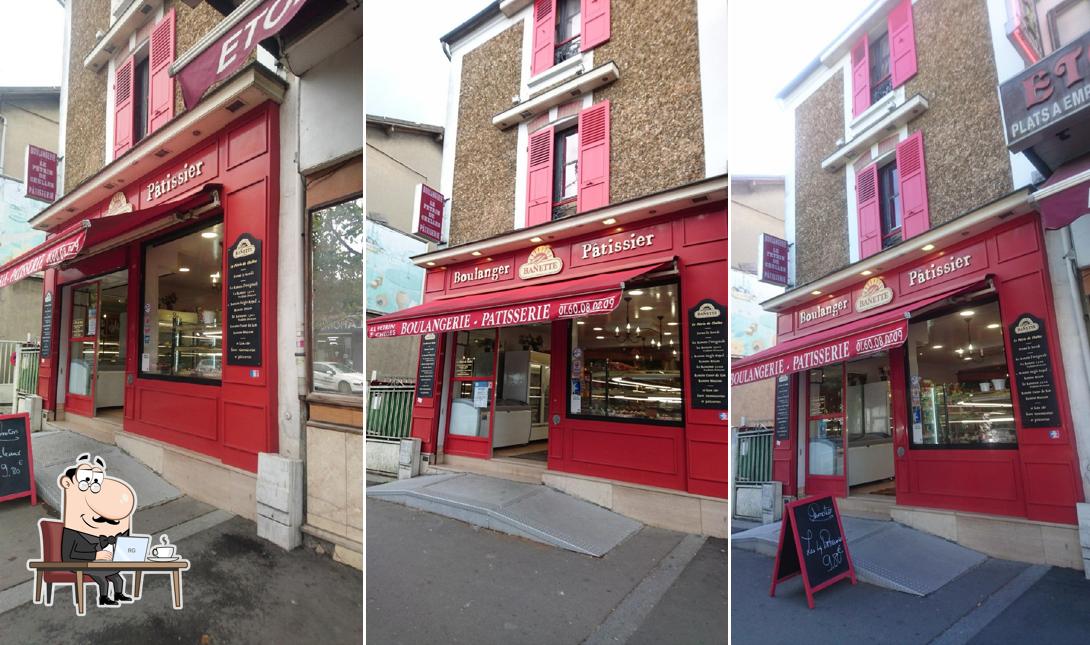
151 535 177 559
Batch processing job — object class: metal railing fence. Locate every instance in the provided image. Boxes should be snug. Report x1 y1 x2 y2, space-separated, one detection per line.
735 426 774 483
366 383 415 439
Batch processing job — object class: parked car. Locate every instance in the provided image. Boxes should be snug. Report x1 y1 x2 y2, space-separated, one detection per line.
313 362 365 394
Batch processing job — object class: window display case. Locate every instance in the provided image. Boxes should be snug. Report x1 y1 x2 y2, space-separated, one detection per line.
157 310 222 380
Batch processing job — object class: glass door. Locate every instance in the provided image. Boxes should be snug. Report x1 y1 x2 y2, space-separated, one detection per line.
444 329 499 458
805 363 848 498
66 281 100 417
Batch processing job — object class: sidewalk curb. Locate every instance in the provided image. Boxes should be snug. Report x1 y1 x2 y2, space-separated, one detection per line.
581 534 707 645
929 564 1050 645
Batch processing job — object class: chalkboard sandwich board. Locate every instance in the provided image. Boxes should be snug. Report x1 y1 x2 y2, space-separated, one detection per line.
0 413 36 506
769 494 855 608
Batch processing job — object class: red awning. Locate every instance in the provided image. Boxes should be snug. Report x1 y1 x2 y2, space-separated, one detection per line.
367 260 673 338
1037 153 1090 229
0 185 220 289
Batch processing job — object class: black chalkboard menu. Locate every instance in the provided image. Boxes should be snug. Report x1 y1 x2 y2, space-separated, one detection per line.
770 495 855 608
226 234 263 367
40 291 53 358
774 375 791 441
0 413 36 505
688 299 727 409
1009 313 1060 428
415 333 439 398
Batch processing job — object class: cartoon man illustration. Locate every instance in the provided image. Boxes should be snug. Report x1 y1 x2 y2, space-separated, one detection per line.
58 453 136 606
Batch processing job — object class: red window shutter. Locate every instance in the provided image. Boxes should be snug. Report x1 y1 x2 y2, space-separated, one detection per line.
581 0 610 51
856 163 881 259
888 0 917 87
850 35 870 118
897 132 929 239
113 56 135 158
148 9 176 133
577 100 610 213
526 126 555 227
531 0 556 76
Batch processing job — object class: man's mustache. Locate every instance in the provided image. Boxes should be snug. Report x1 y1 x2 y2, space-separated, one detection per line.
93 515 121 525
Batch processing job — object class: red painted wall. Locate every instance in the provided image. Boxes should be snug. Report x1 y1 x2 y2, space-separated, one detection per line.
40 103 281 472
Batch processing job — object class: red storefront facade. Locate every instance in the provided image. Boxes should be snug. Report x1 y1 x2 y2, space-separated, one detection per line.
20 101 282 473
369 186 729 499
733 208 1084 524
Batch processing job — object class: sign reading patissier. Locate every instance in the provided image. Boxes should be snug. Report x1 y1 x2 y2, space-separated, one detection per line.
571 223 671 268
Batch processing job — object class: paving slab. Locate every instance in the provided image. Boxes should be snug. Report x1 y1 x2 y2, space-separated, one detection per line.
30 430 180 512
367 473 641 557
733 516 986 596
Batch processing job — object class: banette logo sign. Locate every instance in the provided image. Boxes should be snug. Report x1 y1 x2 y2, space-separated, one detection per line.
518 245 564 279
855 277 893 312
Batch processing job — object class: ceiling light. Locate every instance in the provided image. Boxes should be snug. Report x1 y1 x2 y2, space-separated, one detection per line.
663 332 672 336
201 231 218 239
987 323 1000 329
931 345 943 350
959 310 974 317
530 236 543 243
811 290 822 296
471 251 482 256
596 335 605 340
602 218 617 226
178 267 190 272
576 321 585 325
921 244 935 252
628 290 644 296
964 356 973 361
593 327 603 331
426 261 436 266
955 348 964 354
860 270 872 276
668 321 678 326
640 306 653 311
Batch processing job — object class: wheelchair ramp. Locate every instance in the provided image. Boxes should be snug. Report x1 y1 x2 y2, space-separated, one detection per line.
733 516 987 596
367 473 641 557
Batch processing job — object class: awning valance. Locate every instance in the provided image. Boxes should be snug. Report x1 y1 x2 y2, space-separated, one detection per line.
1036 153 1090 230
0 185 220 289
367 259 673 339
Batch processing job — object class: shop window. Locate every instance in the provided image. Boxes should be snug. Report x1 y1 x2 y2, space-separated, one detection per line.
1048 0 1090 49
555 0 582 65
133 55 150 144
310 197 364 396
551 126 578 220
869 31 893 104
807 364 845 476
878 161 902 249
141 220 224 383
908 299 1017 448
568 283 683 425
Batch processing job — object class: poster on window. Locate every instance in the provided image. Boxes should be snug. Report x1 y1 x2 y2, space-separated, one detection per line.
688 299 728 409
473 381 491 409
226 233 263 366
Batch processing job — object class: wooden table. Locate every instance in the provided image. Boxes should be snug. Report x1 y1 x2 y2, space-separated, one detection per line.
27 560 190 615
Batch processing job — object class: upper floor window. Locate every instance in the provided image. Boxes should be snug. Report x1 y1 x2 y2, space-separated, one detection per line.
133 55 151 145
850 0 917 118
113 9 175 159
531 0 611 76
555 0 582 65
878 161 901 249
1048 0 1090 49
869 31 893 105
552 126 578 217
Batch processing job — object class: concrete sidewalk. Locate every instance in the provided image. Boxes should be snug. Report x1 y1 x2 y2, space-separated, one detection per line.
733 516 987 595
367 473 642 557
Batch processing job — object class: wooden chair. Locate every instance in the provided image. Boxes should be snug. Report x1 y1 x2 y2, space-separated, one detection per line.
34 519 79 607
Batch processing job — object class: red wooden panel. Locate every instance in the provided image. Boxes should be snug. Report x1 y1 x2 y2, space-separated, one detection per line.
687 439 728 485
581 0 611 51
577 101 610 213
227 113 269 170
136 386 219 440
850 35 870 117
911 455 1020 500
425 270 445 293
148 9 175 133
888 0 918 87
570 427 679 473
531 0 556 76
682 209 728 246
996 221 1039 263
222 401 268 453
526 127 554 227
1023 462 1080 507
897 132 930 239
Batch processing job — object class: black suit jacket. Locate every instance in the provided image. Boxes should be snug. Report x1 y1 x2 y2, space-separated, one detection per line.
60 528 129 562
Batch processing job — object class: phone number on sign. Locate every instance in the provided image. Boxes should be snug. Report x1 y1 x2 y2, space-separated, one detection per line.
855 328 904 354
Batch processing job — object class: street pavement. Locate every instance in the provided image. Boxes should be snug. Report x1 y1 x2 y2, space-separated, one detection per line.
0 515 363 644
731 545 1090 644
366 496 727 645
